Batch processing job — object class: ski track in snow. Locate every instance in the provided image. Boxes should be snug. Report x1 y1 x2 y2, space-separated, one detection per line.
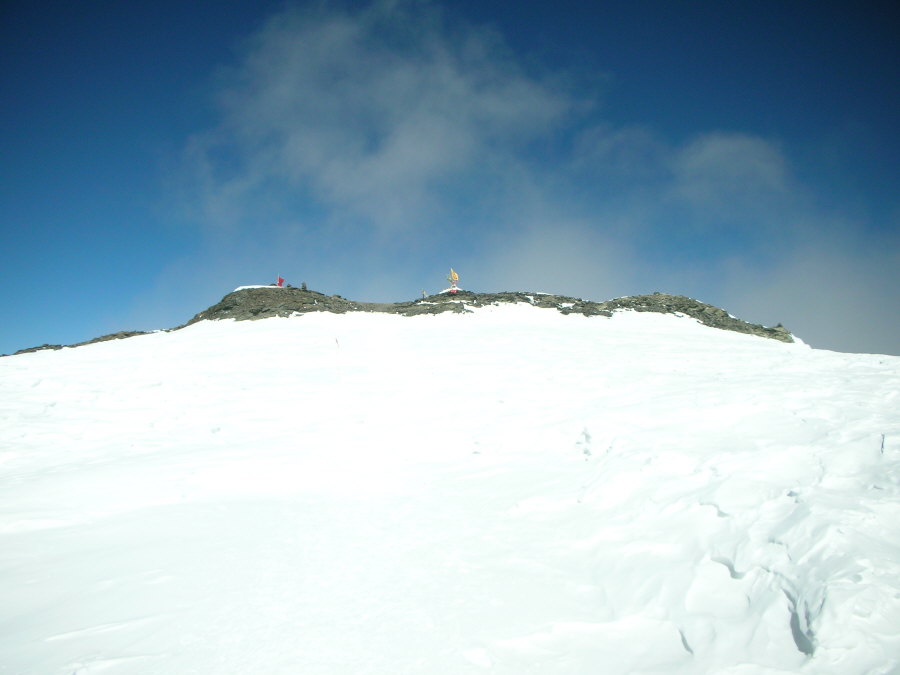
1 304 899 674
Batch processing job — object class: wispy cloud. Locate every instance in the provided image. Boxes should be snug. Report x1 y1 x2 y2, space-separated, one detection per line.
185 0 575 237
668 132 793 224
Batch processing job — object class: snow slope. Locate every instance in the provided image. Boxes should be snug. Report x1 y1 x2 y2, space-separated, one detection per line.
1 304 899 674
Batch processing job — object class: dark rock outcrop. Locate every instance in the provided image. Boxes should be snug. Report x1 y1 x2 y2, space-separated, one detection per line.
12 343 65 355
12 331 151 356
597 293 793 342
184 287 363 324
184 286 792 343
6 286 793 356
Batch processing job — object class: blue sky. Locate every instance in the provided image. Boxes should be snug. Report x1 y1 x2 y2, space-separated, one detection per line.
2 0 898 355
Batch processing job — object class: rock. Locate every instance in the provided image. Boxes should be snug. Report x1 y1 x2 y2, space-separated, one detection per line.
5 287 793 356
11 331 151 356
13 343 64 355
595 293 793 342
77 331 151 346
184 287 791 343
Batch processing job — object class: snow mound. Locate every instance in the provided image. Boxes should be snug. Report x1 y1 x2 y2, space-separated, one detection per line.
2 306 898 673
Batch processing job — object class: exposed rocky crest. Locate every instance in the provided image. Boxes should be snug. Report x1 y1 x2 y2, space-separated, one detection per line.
9 286 792 355
185 286 792 343
11 331 152 355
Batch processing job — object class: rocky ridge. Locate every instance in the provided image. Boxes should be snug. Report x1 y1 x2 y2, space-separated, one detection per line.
9 286 792 355
10 331 153 356
186 286 792 342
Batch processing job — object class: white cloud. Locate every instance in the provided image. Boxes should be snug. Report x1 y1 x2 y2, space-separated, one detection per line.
187 0 575 235
667 132 797 230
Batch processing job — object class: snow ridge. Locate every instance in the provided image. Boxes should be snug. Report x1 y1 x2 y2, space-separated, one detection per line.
1 307 898 673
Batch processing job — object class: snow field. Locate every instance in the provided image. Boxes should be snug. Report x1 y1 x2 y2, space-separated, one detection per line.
1 303 899 673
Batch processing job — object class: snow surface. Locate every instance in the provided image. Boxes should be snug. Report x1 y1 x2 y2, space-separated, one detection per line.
2 304 899 674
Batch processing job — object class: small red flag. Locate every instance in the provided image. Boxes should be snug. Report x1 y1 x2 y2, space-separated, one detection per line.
276 276 284 287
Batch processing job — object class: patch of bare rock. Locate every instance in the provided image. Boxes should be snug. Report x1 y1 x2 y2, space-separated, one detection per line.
8 286 791 356
185 287 792 343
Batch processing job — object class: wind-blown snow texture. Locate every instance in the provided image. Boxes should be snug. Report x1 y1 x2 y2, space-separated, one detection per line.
1 302 899 674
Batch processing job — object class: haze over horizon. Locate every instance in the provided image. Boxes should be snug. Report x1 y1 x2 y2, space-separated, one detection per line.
2 0 898 355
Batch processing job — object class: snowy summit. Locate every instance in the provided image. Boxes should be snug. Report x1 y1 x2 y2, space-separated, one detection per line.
1 288 898 673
